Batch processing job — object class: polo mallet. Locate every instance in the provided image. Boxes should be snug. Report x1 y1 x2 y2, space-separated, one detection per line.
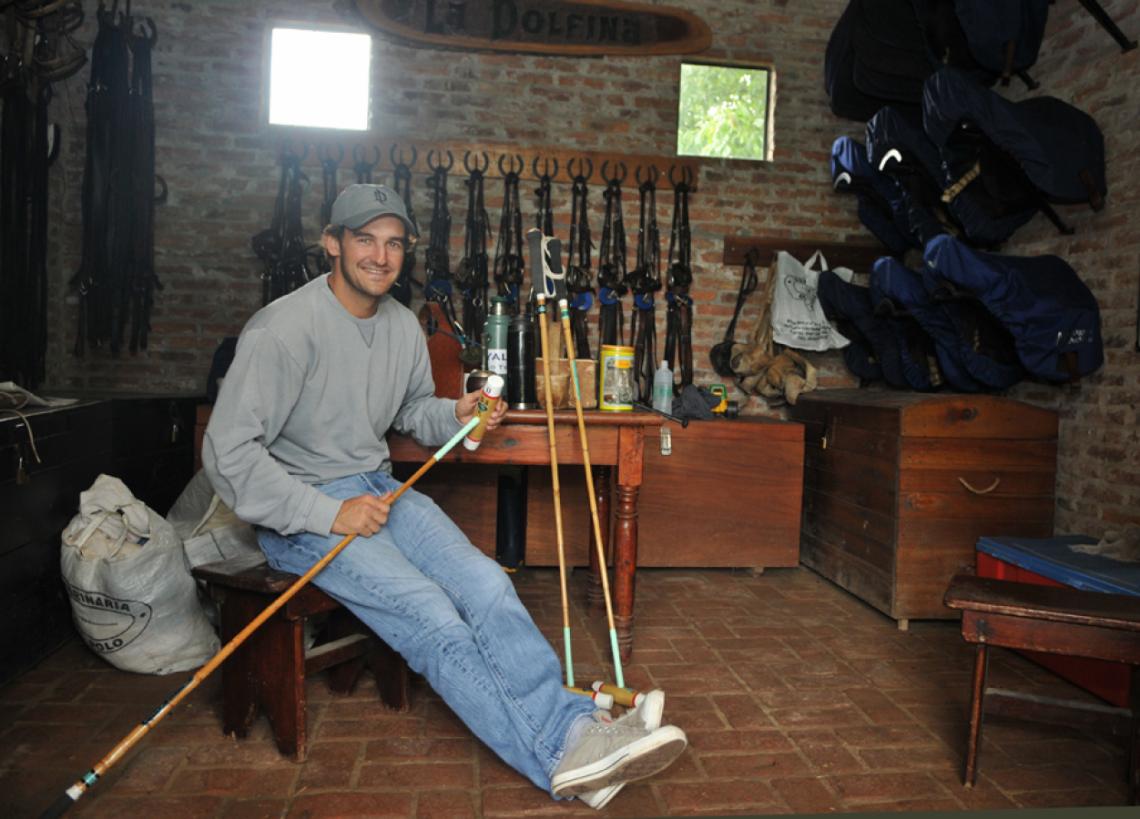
527 228 577 690
42 414 485 818
537 231 626 690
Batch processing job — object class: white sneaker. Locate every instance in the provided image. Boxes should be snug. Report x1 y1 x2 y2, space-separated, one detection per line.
552 713 686 798
577 690 667 809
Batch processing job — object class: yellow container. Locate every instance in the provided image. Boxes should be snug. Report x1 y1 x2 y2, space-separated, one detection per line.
598 344 635 411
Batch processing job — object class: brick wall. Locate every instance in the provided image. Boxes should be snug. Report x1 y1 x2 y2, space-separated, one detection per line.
999 1 1140 537
39 0 1138 536
43 0 865 396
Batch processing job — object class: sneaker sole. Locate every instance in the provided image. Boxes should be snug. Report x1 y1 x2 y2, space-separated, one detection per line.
552 726 687 797
578 783 623 810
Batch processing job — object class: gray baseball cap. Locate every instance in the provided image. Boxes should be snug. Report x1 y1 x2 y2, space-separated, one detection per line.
329 183 417 237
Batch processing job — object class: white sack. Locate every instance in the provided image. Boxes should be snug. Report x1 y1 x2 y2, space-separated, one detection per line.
61 474 219 674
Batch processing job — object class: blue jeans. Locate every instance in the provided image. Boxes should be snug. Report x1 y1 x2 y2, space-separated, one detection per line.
256 469 595 792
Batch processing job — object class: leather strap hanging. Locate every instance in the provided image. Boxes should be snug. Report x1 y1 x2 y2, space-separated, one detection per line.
352 144 379 184
493 153 524 309
628 166 662 403
710 248 759 378
389 144 419 307
457 151 491 348
565 157 594 359
124 15 161 354
533 157 557 237
422 150 474 356
596 161 628 351
664 166 694 386
316 143 343 229
70 2 165 358
251 145 317 305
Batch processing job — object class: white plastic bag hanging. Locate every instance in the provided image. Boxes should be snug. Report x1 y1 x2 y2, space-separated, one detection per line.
61 474 219 674
771 250 852 351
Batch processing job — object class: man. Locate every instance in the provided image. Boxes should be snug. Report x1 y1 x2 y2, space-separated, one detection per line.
203 184 685 807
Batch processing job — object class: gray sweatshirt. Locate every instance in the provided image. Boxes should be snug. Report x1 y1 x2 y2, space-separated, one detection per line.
203 275 460 536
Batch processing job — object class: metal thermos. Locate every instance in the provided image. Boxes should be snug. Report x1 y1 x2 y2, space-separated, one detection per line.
507 310 538 409
483 297 510 379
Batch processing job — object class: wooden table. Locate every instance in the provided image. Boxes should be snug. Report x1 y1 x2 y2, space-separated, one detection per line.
944 573 1140 803
387 409 654 660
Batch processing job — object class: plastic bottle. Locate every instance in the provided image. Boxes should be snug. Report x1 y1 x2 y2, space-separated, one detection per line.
483 297 510 378
652 360 673 413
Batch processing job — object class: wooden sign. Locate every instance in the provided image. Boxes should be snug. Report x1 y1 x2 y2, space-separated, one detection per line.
352 0 711 56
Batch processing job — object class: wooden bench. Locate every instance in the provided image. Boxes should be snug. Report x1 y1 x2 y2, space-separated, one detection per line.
944 572 1140 803
192 553 410 761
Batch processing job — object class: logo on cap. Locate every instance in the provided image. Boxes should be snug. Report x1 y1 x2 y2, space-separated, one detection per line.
374 188 388 203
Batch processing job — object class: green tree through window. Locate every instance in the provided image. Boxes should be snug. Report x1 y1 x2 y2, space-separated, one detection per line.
677 63 770 161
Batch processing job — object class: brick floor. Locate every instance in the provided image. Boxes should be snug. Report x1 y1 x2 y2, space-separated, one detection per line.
0 567 1131 817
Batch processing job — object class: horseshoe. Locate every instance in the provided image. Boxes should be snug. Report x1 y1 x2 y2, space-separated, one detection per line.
390 143 418 171
567 157 593 182
463 150 490 175
497 153 524 178
426 149 454 172
601 160 627 185
533 156 559 181
668 164 694 189
317 143 344 169
635 164 660 187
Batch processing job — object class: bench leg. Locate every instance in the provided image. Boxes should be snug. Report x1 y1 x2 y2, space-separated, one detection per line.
964 643 989 787
219 591 261 739
324 609 367 695
369 638 411 712
256 615 308 761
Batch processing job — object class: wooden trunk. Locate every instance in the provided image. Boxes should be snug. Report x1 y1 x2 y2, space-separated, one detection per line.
788 389 1057 624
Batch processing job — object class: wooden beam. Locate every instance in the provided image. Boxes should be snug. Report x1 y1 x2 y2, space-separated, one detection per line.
722 235 886 272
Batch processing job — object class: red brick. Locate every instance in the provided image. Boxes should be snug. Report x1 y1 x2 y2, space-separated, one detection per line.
827 771 949 804
415 789 477 818
771 776 841 814
658 779 781 814
297 741 364 790
167 766 298 797
219 798 290 818
357 761 475 789
287 791 414 817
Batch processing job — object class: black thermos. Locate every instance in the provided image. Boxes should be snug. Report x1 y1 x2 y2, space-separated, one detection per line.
507 310 538 409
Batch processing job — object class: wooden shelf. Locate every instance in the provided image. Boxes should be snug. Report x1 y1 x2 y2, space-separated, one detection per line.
273 134 701 189
723 235 886 271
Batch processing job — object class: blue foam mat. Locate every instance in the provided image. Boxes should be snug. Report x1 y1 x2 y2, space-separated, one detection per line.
976 535 1140 597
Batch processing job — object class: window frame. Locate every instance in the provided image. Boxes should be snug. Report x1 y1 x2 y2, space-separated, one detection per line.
675 58 776 163
263 22 374 133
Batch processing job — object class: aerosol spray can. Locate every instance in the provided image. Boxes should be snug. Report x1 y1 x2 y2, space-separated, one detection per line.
463 374 504 451
483 297 510 379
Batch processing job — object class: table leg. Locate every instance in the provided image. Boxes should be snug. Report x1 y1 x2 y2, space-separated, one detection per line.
964 642 989 787
1130 665 1139 805
587 465 611 608
613 480 639 661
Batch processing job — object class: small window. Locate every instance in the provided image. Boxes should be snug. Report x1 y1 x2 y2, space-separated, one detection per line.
677 62 772 162
267 27 372 130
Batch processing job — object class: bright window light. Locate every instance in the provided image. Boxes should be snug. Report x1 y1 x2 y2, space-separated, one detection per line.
677 62 772 162
268 28 371 130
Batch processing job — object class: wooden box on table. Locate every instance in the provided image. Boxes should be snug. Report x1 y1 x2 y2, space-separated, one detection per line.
788 389 1058 628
